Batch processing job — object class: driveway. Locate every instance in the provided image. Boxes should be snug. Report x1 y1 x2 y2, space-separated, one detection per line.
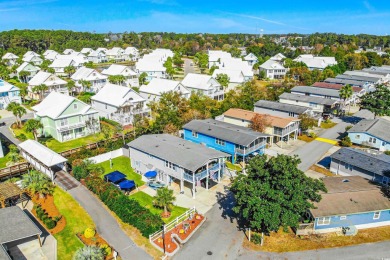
0 112 34 146
292 119 351 172
183 58 196 76
68 185 151 260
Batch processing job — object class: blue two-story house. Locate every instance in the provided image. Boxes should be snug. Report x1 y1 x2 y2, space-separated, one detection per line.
183 119 269 163
298 176 390 235
0 80 22 110
348 118 390 152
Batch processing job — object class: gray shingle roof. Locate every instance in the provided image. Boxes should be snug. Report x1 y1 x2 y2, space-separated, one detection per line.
0 206 42 244
324 78 366 87
128 134 229 172
279 93 338 106
330 147 390 177
254 100 310 114
183 119 269 146
291 86 340 98
336 74 381 83
348 118 390 142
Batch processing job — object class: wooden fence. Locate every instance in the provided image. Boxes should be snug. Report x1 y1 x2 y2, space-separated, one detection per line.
0 162 32 180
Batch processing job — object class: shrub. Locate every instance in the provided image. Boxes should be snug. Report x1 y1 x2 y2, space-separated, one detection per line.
251 233 262 245
72 159 84 167
340 136 352 147
41 213 49 222
307 132 318 139
385 150 390 156
73 166 89 181
53 215 62 223
100 244 112 256
84 227 96 239
45 218 56 229
16 134 27 141
345 125 353 131
85 175 164 237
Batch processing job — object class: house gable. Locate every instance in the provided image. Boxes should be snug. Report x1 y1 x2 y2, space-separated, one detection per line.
59 99 90 118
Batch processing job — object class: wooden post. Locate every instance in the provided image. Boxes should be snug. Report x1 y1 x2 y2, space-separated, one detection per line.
37 234 42 247
261 232 264 246
248 228 251 241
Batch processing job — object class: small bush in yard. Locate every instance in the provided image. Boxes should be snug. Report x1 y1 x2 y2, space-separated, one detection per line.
340 136 352 147
45 218 56 229
84 227 96 238
100 244 112 256
251 233 262 245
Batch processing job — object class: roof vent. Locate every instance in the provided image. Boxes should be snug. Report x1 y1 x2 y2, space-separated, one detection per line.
342 179 350 183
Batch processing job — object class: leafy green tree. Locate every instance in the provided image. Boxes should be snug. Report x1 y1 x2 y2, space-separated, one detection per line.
66 79 76 95
139 72 148 85
359 85 390 117
215 73 229 88
19 70 31 83
298 114 317 132
64 65 76 77
153 187 175 217
79 79 92 92
40 59 51 72
6 102 26 127
208 65 218 75
25 119 43 140
230 154 326 234
172 51 184 67
6 144 21 165
47 68 55 74
15 82 28 102
73 245 104 260
194 52 208 73
108 75 126 85
339 84 353 113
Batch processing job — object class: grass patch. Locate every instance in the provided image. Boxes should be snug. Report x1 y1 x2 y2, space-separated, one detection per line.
298 135 315 142
97 156 144 186
309 165 336 177
131 191 188 223
226 161 242 172
0 157 8 168
12 124 34 140
53 187 95 260
45 133 106 153
321 121 337 129
244 226 390 253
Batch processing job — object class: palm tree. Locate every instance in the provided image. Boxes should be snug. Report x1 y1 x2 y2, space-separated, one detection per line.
22 170 54 198
64 65 76 77
66 79 76 95
19 70 31 83
25 119 43 140
32 84 48 100
153 187 175 217
339 84 353 114
15 82 28 102
79 80 92 92
73 245 104 260
6 102 26 127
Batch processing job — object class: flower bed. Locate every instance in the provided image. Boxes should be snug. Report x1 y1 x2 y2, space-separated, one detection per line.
31 195 66 235
152 213 205 254
77 231 113 259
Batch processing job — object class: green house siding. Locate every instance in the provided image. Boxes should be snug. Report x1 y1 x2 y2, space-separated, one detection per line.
38 99 100 143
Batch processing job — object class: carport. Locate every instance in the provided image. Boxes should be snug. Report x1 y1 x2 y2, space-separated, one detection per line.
0 206 43 259
19 140 68 181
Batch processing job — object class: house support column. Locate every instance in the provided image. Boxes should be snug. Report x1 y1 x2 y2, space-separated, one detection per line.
217 158 221 183
180 178 184 194
206 162 209 190
192 172 195 199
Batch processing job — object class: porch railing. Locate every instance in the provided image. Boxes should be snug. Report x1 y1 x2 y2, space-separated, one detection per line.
235 142 265 155
183 164 221 183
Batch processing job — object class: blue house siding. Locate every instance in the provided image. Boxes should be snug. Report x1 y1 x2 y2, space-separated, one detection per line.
348 132 390 151
314 210 390 230
184 128 235 155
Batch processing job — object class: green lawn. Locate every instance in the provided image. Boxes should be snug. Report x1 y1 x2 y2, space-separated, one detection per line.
321 121 337 129
0 156 8 168
130 191 188 223
97 156 144 186
45 133 106 153
53 187 95 260
226 161 242 172
12 124 34 140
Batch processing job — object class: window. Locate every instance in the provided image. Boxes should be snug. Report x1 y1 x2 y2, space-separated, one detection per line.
73 103 78 109
373 211 381 220
369 137 376 144
165 161 173 169
340 216 347 220
192 131 198 138
317 217 331 225
356 135 360 139
344 163 353 171
105 104 107 109
60 118 68 127
216 138 225 146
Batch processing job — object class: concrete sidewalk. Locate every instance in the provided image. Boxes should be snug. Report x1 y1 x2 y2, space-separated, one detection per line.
69 185 151 260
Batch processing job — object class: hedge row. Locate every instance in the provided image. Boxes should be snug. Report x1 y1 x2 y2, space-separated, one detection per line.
85 175 164 237
35 205 61 229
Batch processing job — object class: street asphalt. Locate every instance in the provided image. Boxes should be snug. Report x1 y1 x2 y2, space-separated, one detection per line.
0 112 34 145
183 58 196 76
69 185 151 260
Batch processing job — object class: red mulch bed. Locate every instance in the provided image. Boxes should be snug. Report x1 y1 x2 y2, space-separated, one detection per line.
31 194 66 235
77 233 114 259
153 214 205 254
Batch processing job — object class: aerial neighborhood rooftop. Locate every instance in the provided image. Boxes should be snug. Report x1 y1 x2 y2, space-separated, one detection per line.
0 28 390 260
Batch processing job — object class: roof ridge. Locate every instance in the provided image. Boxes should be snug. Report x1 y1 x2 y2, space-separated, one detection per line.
365 118 380 131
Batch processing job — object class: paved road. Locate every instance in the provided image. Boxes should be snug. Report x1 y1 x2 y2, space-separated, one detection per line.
174 192 243 260
183 58 196 76
292 119 351 172
69 185 151 260
0 112 34 145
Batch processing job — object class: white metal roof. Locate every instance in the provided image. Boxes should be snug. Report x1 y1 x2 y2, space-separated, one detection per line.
19 140 67 167
101 64 137 76
181 73 220 90
139 78 188 96
2 53 18 60
0 80 19 93
16 62 40 73
212 69 245 83
28 71 67 86
260 59 286 70
92 83 145 107
71 67 107 81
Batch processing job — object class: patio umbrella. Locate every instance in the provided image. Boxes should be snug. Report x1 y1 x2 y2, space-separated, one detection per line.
104 171 126 184
144 171 157 179
118 179 136 190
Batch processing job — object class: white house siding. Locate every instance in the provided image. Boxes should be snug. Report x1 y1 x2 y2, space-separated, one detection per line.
279 98 325 113
254 107 299 118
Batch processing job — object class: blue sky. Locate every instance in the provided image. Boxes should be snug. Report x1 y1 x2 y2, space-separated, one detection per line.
1 0 390 34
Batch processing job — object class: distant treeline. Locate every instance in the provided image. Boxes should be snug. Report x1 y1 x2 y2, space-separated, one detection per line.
1 30 390 58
